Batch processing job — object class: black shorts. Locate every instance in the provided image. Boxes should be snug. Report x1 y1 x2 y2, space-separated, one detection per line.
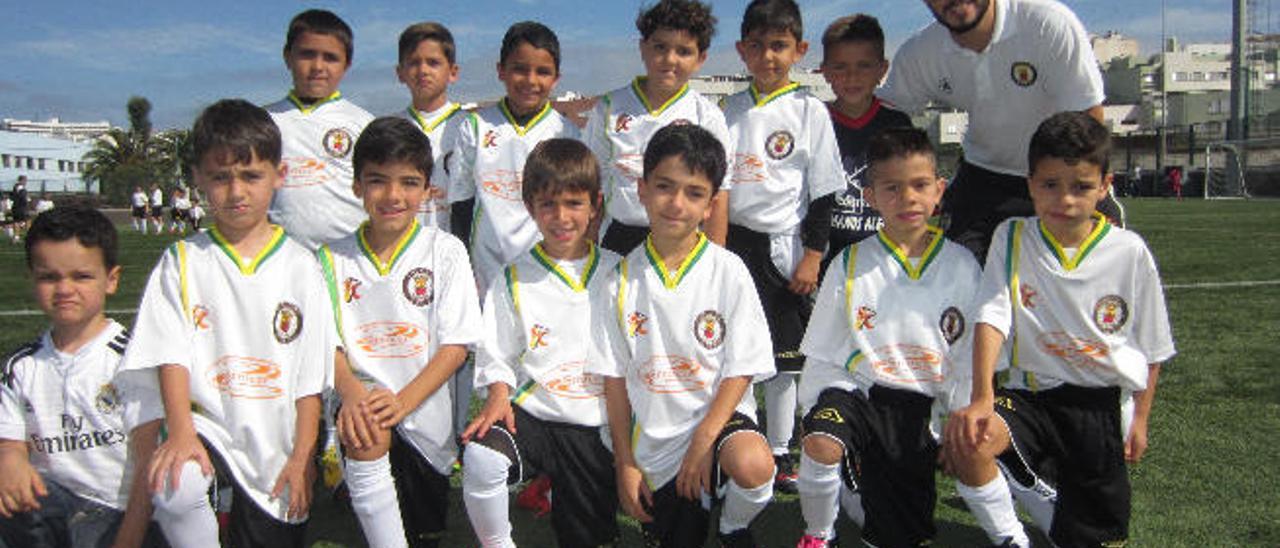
202 437 307 548
943 160 1033 264
466 405 618 547
994 385 1130 547
387 430 452 548
131 206 147 218
601 220 649 255
11 208 28 222
802 385 938 547
726 224 810 372
642 411 764 548
150 207 164 219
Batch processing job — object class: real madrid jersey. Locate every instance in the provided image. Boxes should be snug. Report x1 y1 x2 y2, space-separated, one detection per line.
584 78 733 228
798 229 981 413
723 83 843 235
119 226 333 523
446 100 580 295
975 215 1176 391
396 102 466 232
0 321 133 510
317 220 481 474
476 243 620 427
267 92 375 249
590 234 774 489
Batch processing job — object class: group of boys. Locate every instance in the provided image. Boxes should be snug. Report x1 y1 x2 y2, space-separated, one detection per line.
0 1 1175 548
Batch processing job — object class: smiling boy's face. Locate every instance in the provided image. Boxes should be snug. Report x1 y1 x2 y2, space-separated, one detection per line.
354 160 430 238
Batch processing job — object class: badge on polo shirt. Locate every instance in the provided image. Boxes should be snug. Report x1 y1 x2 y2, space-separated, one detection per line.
1011 62 1038 87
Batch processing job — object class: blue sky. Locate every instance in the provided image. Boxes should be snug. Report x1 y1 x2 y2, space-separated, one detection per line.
2 0 1235 129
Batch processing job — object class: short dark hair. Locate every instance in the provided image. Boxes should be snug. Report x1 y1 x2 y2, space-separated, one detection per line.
25 205 118 270
500 21 561 72
191 99 282 168
643 124 727 194
522 139 601 208
353 117 434 182
285 9 354 66
1028 111 1111 176
821 14 886 62
637 0 718 53
867 127 935 185
399 22 456 65
741 0 803 41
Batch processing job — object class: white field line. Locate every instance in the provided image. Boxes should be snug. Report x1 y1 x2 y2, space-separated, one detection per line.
0 280 1277 317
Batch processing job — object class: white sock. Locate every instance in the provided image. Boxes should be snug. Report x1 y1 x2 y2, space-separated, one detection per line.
839 484 865 528
151 461 219 546
798 451 840 539
1004 467 1056 535
345 455 407 548
763 374 798 454
462 443 515 547
956 474 1030 548
719 476 773 534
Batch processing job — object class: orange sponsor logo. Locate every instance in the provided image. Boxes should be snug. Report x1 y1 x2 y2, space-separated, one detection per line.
731 153 766 185
281 157 329 188
480 169 522 202
355 321 428 359
207 356 284 400
638 355 709 394
540 361 604 400
869 344 945 384
1036 332 1110 370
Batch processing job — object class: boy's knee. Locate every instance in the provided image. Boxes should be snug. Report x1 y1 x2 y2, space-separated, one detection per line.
152 462 212 514
344 437 391 462
801 434 843 466
720 434 774 488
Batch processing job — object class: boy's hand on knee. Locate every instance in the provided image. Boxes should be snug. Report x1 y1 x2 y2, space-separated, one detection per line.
675 441 713 501
615 462 653 523
362 387 408 429
461 389 515 443
0 457 46 517
149 433 212 494
337 399 384 451
946 400 995 452
272 455 312 520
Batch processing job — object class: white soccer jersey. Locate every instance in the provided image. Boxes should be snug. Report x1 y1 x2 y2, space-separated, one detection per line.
119 226 333 523
396 102 466 232
584 78 733 228
267 92 375 249
173 197 191 212
131 192 148 209
590 234 774 489
446 100 580 294
476 243 621 427
879 0 1105 177
0 322 134 510
149 189 163 209
34 199 53 214
798 229 981 414
975 215 1176 392
723 83 843 235
317 220 481 474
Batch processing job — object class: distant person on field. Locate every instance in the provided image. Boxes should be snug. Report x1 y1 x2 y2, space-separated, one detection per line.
266 9 375 250
944 112 1175 548
1 192 13 241
33 193 54 216
1168 166 1182 200
12 176 30 238
131 186 150 234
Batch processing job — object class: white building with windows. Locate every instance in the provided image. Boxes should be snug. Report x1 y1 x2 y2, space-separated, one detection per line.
3 118 112 142
1 131 95 193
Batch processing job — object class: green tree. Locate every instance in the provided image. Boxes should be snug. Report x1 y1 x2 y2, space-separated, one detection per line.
83 96 168 204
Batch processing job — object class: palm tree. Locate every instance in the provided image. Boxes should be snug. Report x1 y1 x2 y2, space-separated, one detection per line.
83 96 161 203
152 129 193 188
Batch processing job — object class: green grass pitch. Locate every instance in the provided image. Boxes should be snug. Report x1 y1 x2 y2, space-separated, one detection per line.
0 199 1276 546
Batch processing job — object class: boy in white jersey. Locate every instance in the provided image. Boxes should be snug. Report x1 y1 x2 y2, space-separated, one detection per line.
318 117 480 548
120 99 333 547
267 9 375 249
795 128 980 548
446 21 580 297
395 22 464 233
945 112 1175 548
460 139 621 547
585 0 731 254
0 207 164 548
722 0 844 494
131 186 150 234
593 125 775 548
168 188 191 234
148 185 164 236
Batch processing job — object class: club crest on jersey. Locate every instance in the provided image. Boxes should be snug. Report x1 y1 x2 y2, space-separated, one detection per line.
1093 295 1129 334
530 324 550 349
855 305 877 330
693 310 725 350
1011 62 1038 87
482 129 499 149
273 302 303 344
765 130 795 160
403 267 434 306
322 128 354 158
614 113 633 133
627 311 649 337
95 384 120 414
343 277 363 303
192 304 211 331
940 306 965 344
